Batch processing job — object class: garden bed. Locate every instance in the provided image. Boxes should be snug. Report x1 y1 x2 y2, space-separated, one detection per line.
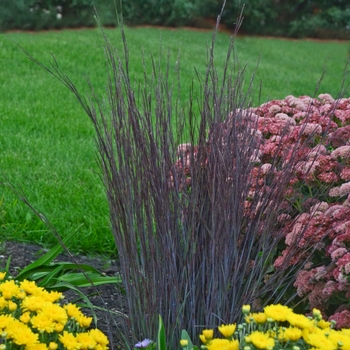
0 240 126 348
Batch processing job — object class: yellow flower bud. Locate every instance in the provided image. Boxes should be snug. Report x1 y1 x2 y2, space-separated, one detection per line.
242 305 251 314
312 308 321 317
49 342 58 350
180 339 188 347
8 301 17 311
55 323 64 333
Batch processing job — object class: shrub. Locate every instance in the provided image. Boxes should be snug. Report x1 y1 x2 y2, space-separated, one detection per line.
0 0 93 31
201 0 350 39
0 0 198 31
119 0 198 27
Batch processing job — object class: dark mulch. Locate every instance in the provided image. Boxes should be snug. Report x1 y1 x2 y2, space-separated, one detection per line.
0 240 130 349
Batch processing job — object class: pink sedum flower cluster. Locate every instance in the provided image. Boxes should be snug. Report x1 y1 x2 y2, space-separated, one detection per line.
173 93 350 327
251 94 350 327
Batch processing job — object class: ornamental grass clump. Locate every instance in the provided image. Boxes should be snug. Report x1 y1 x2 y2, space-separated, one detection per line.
0 272 109 350
190 304 350 350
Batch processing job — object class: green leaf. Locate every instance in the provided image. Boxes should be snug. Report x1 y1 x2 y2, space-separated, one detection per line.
37 265 64 288
181 330 194 350
57 272 121 288
15 228 77 281
157 315 167 350
53 262 101 273
16 265 60 281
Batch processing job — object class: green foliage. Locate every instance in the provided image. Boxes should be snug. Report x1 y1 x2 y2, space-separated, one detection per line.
1 0 349 39
157 316 167 350
118 0 197 26
0 0 88 31
202 0 350 39
4 228 121 292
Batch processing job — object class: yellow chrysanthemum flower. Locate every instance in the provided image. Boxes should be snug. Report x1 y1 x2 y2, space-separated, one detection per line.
287 313 314 329
0 272 6 281
207 338 239 350
26 343 49 350
340 329 350 337
31 313 56 333
317 319 331 329
36 289 62 303
44 290 63 303
0 314 12 328
76 332 97 350
42 303 68 325
302 326 322 342
64 303 82 318
218 324 236 338
327 330 350 350
89 329 109 348
0 297 7 310
20 280 43 295
200 329 214 343
284 327 303 341
0 280 21 299
248 312 267 324
306 332 336 350
264 304 293 322
249 331 275 350
59 331 81 350
76 314 93 328
21 296 46 312
7 320 39 347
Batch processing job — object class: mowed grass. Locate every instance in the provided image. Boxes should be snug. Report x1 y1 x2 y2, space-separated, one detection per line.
0 27 349 257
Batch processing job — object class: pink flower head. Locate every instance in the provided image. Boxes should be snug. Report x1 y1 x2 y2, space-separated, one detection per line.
331 248 348 262
318 93 335 104
317 172 339 183
309 201 329 215
177 143 192 156
339 182 350 197
275 113 296 126
268 104 281 115
334 109 350 125
331 146 350 160
260 163 272 174
329 186 342 197
329 310 350 329
299 123 323 136
340 168 350 181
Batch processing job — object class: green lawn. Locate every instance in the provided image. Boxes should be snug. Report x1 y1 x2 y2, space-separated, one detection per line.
0 27 349 256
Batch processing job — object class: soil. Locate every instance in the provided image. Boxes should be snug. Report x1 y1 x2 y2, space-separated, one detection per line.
0 240 128 349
